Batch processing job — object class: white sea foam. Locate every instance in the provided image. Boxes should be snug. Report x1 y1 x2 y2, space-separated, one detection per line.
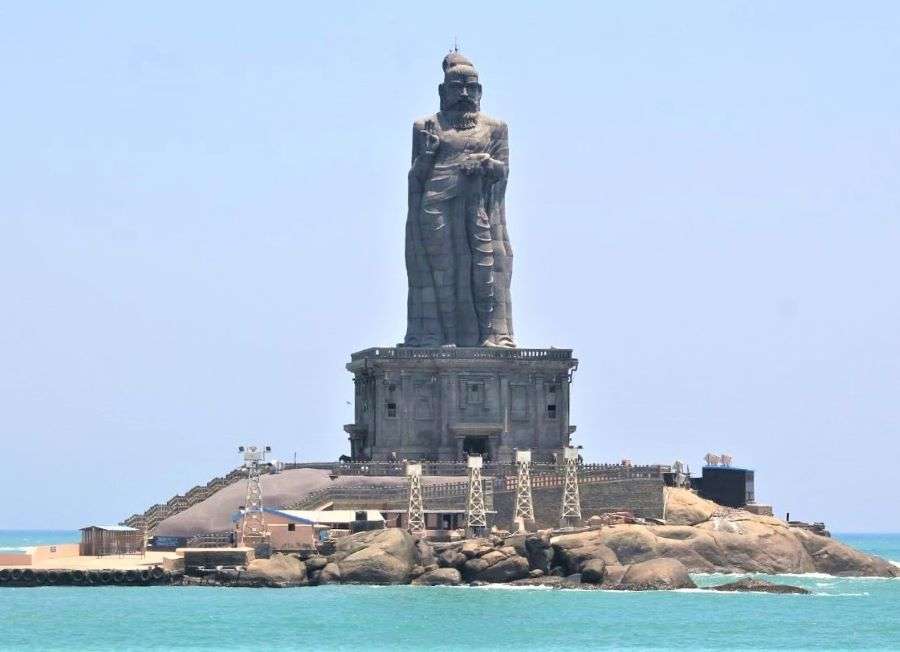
691 571 895 581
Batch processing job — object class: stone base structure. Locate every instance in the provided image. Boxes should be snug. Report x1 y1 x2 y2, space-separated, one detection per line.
345 347 578 463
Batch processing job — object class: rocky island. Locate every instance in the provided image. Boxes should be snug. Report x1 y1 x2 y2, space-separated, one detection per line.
175 489 897 590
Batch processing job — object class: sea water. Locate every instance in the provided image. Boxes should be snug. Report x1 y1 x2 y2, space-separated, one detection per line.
1 531 898 651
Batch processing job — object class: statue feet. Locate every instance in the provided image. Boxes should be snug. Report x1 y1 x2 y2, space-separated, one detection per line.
481 335 516 349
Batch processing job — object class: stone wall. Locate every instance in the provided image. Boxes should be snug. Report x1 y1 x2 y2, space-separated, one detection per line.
492 478 665 529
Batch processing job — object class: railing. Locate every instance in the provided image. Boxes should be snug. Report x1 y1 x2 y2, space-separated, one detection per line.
494 469 667 492
122 459 670 531
350 347 574 362
121 468 249 531
330 461 670 480
279 479 489 511
186 531 234 548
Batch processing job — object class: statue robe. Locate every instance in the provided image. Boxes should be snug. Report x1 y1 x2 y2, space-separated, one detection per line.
403 111 514 348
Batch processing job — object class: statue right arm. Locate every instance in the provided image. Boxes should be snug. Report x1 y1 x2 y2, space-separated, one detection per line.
409 120 437 192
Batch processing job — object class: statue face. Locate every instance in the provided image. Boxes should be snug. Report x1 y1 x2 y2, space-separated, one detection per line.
439 74 482 113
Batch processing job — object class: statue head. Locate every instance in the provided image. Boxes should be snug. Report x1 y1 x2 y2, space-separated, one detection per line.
439 51 482 115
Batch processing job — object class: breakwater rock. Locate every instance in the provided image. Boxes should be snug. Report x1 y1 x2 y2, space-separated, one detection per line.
711 578 810 594
0 566 176 587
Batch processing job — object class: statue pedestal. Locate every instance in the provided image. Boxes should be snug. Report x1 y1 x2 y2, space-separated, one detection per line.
344 347 578 463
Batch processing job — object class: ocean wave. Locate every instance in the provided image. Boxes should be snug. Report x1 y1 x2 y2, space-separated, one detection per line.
467 583 556 591
813 592 870 597
692 571 896 581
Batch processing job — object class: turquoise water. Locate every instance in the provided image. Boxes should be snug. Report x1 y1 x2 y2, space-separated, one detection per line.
1 531 898 651
0 530 79 552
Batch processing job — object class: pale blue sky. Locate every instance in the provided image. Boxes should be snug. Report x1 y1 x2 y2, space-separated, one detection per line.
2 2 898 530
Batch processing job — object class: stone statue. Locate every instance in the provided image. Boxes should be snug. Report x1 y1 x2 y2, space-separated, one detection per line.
403 51 515 348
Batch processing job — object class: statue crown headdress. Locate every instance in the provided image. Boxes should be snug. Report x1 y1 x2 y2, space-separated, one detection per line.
442 51 477 77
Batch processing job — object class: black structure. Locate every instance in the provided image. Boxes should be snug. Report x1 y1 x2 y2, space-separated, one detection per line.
697 466 755 508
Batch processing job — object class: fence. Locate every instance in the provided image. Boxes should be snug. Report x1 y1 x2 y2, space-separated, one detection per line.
330 461 669 481
123 459 670 532
280 479 490 512
350 347 574 362
121 468 246 531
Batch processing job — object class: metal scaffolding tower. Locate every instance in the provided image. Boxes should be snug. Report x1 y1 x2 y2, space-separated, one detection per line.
238 445 271 548
559 446 582 528
465 455 487 538
406 462 426 535
514 449 534 532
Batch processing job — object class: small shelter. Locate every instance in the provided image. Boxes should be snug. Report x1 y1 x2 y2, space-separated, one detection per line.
230 508 332 551
80 525 144 556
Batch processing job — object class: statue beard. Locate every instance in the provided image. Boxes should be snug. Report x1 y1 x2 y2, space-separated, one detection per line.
444 107 479 130
440 96 480 129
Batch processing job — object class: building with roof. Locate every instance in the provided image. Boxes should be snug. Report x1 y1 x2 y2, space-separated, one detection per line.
230 508 383 551
80 525 143 556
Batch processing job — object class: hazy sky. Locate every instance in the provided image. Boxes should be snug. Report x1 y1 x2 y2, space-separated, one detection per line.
2 2 898 531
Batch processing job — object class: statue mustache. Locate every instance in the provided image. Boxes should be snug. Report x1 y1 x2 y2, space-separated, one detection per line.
450 98 478 110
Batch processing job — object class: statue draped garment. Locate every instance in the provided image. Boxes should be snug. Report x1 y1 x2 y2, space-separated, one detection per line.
403 112 514 348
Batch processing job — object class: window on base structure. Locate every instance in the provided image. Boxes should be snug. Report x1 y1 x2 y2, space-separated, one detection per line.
549 385 557 394
288 523 296 532
466 382 485 405
386 402 397 418
547 404 557 419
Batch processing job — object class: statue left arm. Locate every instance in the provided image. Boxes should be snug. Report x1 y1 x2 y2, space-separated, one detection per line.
483 122 509 181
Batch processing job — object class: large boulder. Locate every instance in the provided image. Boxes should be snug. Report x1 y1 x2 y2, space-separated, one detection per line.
792 528 899 577
305 556 328 572
242 553 307 587
334 529 418 584
415 540 437 567
524 532 554 572
475 556 530 583
461 557 490 581
585 520 816 574
664 488 717 525
461 552 530 583
551 530 620 574
437 548 467 569
317 562 342 584
615 558 696 590
538 495 898 582
581 559 607 584
461 539 494 559
411 568 462 586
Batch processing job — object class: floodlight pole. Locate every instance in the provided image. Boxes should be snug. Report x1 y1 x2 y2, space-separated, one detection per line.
406 462 426 536
239 445 271 548
514 449 534 532
465 455 487 538
559 446 582 528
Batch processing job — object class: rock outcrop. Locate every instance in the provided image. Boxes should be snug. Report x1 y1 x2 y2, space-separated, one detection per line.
159 489 897 591
792 528 898 577
614 558 696 590
546 489 898 578
711 577 810 594
331 528 417 584
242 553 307 587
412 568 462 586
